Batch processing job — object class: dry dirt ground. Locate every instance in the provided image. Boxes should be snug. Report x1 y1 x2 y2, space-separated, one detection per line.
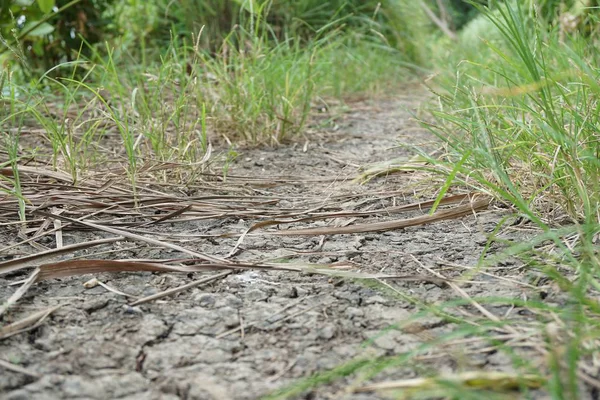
0 93 563 399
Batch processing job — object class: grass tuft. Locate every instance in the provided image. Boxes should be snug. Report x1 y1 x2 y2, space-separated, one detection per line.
415 1 600 398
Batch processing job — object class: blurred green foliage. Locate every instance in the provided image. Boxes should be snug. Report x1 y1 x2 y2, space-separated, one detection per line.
3 0 600 77
444 0 479 29
139 0 432 62
1 0 438 75
0 0 117 73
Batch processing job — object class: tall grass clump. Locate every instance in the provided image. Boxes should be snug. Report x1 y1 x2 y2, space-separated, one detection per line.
196 9 320 144
429 0 600 223
186 0 430 144
416 1 600 397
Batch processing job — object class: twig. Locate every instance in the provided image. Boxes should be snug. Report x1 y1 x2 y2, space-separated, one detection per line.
419 0 457 40
83 278 138 298
0 358 41 379
129 271 232 306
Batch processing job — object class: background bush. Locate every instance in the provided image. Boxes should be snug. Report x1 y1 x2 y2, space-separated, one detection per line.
0 0 117 73
1 0 438 74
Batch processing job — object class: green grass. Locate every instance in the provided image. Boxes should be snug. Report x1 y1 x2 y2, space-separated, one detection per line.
425 1 600 238
411 1 600 398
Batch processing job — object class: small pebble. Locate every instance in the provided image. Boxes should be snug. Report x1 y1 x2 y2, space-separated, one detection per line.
194 293 216 308
122 305 143 315
317 323 336 340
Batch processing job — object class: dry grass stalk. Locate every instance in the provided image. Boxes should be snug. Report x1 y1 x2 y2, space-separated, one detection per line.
129 271 233 306
355 371 543 393
269 196 490 236
0 358 41 378
0 305 63 340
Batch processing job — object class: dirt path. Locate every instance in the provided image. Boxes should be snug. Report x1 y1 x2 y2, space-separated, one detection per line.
1 94 540 399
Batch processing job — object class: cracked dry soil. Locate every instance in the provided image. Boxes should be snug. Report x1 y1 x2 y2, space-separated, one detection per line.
1 92 550 399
